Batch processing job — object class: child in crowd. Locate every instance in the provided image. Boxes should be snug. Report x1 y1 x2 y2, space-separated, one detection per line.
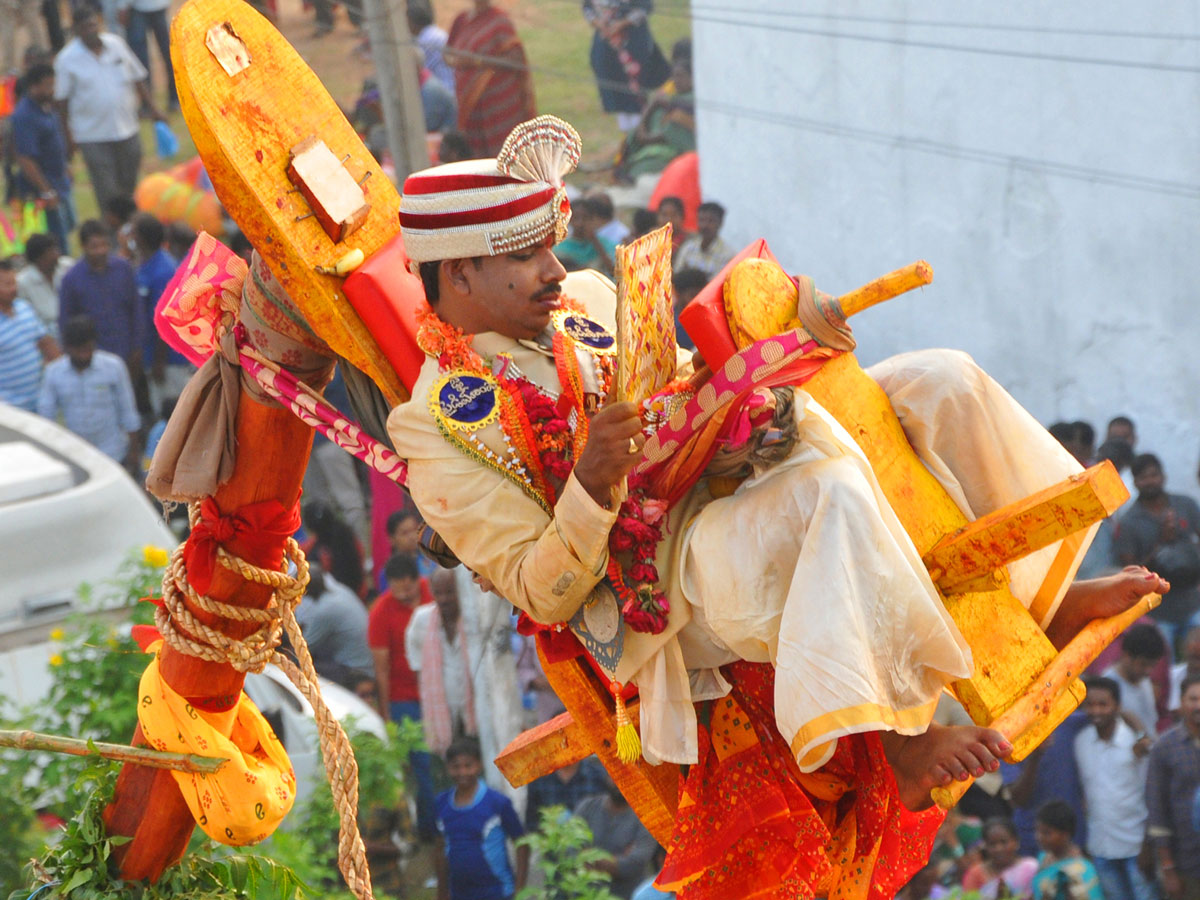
386 507 438 580
1031 801 1103 900
962 818 1038 899
435 737 529 900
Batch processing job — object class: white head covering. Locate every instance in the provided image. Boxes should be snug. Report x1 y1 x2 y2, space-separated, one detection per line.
399 116 582 263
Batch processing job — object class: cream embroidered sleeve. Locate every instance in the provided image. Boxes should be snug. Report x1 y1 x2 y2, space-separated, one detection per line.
404 449 617 626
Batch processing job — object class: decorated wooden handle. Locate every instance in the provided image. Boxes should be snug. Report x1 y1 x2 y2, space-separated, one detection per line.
837 260 933 318
931 590 1160 809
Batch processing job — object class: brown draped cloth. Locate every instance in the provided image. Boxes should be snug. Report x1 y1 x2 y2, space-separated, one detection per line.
447 5 537 156
146 252 334 503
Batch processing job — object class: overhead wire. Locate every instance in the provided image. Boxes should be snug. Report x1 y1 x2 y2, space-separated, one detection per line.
681 3 1200 42
549 0 1200 75
370 31 1200 200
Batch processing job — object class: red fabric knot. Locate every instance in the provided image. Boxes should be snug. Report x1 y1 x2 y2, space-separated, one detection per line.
182 497 301 596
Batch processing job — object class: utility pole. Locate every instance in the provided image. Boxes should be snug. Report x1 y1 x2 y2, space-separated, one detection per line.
360 0 428 183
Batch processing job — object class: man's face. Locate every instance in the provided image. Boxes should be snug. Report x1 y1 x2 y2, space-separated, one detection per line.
390 517 421 556
1183 631 1200 674
1121 654 1155 683
74 12 102 45
572 210 598 241
1181 682 1200 733
83 234 111 269
430 571 460 618
67 341 95 371
0 270 17 307
388 575 421 606
35 241 61 273
1134 464 1165 502
1085 688 1118 731
1108 422 1135 446
658 203 683 231
458 245 566 341
697 209 722 242
28 74 55 104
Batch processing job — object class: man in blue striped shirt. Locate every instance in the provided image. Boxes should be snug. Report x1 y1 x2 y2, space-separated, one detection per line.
0 258 61 411
37 314 141 471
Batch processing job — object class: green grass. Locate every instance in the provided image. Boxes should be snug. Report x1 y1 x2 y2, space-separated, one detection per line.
426 0 691 173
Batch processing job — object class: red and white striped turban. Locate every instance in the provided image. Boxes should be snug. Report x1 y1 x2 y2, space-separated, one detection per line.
400 116 583 264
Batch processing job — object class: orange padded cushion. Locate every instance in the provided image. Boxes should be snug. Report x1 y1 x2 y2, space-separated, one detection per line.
343 233 427 394
678 238 779 371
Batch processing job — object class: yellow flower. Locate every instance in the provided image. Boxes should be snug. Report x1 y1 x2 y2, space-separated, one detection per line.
49 628 65 642
48 653 64 667
143 545 170 568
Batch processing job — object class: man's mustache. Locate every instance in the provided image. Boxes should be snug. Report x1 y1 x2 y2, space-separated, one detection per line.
534 285 563 301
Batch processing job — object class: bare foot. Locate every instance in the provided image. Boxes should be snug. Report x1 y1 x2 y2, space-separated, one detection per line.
880 723 1011 811
1045 566 1169 648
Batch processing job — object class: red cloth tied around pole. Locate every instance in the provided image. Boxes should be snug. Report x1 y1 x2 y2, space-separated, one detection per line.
183 497 301 596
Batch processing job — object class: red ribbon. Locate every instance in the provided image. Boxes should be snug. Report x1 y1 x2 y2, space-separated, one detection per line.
182 497 301 596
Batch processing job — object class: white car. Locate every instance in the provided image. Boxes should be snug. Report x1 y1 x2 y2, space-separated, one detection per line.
0 402 175 705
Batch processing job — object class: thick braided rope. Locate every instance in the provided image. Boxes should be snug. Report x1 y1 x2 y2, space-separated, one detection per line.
156 503 374 900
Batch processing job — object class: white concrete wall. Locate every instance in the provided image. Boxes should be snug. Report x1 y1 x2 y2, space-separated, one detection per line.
693 2 1200 491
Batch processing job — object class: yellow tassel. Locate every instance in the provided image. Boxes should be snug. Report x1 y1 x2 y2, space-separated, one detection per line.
612 688 642 764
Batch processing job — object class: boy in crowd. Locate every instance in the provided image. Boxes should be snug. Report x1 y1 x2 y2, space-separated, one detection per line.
435 737 528 900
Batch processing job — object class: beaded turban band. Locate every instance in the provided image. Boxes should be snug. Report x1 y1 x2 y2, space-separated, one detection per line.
399 116 582 264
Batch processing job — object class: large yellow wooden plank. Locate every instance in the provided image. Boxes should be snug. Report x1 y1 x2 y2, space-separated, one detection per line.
803 353 1082 758
925 462 1128 594
172 0 407 404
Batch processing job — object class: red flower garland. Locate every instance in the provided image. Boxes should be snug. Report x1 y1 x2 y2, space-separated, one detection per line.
605 472 671 634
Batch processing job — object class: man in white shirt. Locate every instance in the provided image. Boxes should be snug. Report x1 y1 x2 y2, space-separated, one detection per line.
405 567 474 756
16 233 73 333
1103 623 1167 734
672 200 734 279
53 5 166 212
1074 676 1157 900
37 314 141 472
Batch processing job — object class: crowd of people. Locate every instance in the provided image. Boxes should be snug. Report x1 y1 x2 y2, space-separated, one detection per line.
8 5 1200 900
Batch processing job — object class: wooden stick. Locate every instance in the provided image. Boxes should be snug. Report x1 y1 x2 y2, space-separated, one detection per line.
837 260 933 318
931 591 1160 809
0 729 227 775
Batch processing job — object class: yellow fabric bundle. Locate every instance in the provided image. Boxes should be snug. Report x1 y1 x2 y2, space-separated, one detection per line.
137 643 296 845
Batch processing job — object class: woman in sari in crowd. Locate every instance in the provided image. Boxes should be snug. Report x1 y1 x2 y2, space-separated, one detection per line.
963 819 1039 900
443 0 536 156
583 0 670 132
613 39 694 182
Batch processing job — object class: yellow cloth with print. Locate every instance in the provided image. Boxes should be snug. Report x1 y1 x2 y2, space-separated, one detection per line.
137 644 296 845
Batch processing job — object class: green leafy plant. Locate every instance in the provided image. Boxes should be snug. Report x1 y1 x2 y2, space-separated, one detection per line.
516 806 621 900
7 757 312 900
3 549 423 899
262 717 426 898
